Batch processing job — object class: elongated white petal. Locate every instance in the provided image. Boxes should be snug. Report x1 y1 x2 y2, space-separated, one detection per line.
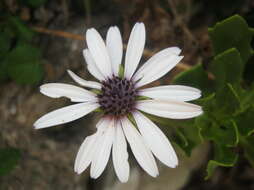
67 70 102 89
106 26 123 76
86 28 113 77
135 54 183 88
121 117 158 177
34 102 99 129
133 47 181 82
74 133 98 174
75 117 111 174
136 100 203 119
133 111 178 168
83 49 105 81
40 83 97 102
90 119 114 179
124 23 146 79
113 120 129 182
139 85 201 101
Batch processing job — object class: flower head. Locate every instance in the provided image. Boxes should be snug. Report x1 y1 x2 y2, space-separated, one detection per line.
34 22 203 182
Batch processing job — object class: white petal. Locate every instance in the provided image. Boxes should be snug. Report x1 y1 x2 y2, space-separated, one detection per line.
86 28 113 77
113 120 129 182
133 47 181 82
124 23 146 79
121 117 159 177
34 102 99 129
83 49 105 81
75 117 111 174
40 83 97 102
67 70 102 89
136 100 203 119
133 111 178 168
90 119 114 179
138 85 201 102
163 47 182 55
74 133 98 174
106 26 123 76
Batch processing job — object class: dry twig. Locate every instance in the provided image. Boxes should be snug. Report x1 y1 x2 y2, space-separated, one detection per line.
167 0 197 45
32 26 192 71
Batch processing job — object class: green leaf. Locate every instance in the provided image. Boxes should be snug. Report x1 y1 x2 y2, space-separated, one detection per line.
172 63 212 95
172 126 199 157
240 136 254 167
209 14 253 62
211 48 243 91
200 84 240 119
8 17 34 41
206 143 238 179
6 43 44 84
0 32 11 55
238 86 254 109
235 106 254 136
196 114 239 147
215 83 241 117
0 148 21 176
0 59 8 82
243 53 254 84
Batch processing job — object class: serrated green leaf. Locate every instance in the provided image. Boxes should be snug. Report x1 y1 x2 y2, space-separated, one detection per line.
240 136 254 167
0 148 21 176
200 84 240 119
194 93 215 105
215 83 241 117
243 53 254 84
211 48 243 91
196 114 239 147
8 17 34 41
194 93 216 115
0 32 11 55
0 60 8 82
206 143 238 179
172 63 212 95
209 14 253 62
8 61 43 84
6 43 44 84
235 106 254 136
172 126 199 157
238 86 254 109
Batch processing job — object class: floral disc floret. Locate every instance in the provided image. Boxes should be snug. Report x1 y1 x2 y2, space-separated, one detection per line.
98 76 137 116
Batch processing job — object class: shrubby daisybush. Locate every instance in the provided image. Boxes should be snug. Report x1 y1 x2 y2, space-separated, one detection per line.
34 22 203 182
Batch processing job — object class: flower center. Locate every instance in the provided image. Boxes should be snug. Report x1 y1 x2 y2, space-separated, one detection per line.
98 76 137 117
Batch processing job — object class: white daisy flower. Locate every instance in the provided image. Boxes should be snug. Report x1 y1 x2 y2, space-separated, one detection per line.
34 22 203 183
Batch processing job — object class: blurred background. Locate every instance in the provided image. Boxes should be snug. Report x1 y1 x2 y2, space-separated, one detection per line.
0 0 254 189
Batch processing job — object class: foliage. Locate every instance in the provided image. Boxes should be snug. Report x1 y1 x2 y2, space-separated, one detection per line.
0 148 21 176
0 0 46 178
149 15 254 179
0 2 45 85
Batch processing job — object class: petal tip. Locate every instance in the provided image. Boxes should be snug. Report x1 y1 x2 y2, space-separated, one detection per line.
33 122 42 129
